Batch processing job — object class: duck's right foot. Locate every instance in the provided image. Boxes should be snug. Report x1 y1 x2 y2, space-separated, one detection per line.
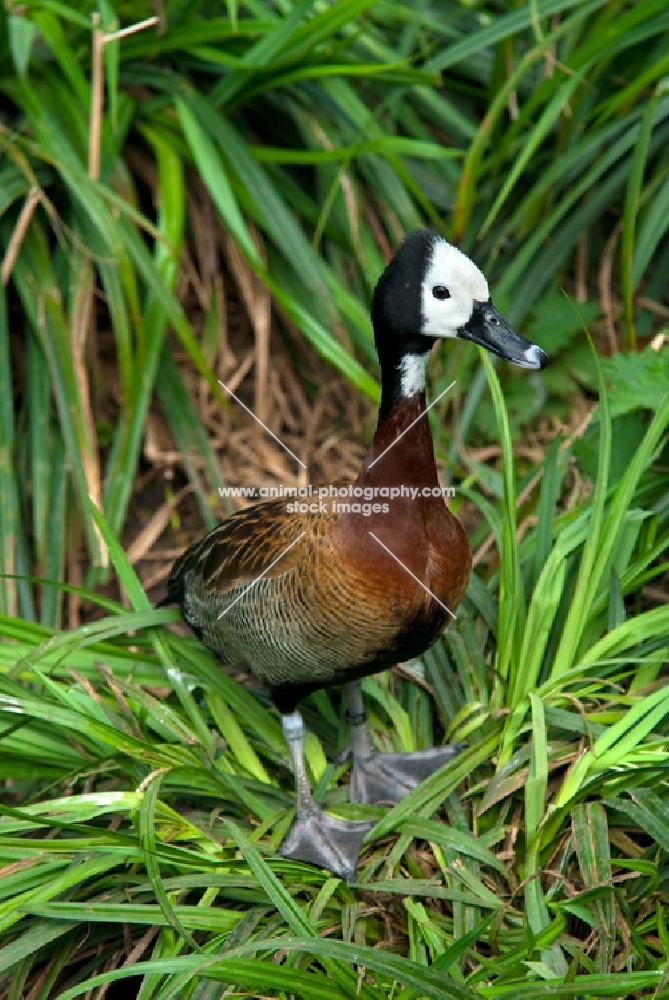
280 807 372 882
344 680 464 806
349 744 463 805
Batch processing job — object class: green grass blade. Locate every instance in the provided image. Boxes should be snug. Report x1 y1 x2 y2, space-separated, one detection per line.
571 802 615 972
480 352 524 695
621 90 659 347
0 283 18 618
138 771 202 954
551 334 610 676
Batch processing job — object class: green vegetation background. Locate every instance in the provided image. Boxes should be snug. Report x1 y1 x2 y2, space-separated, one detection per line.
0 1 668 997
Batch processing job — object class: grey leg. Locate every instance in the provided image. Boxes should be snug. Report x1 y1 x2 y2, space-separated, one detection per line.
279 710 371 881
345 678 376 760
282 711 318 816
345 680 464 805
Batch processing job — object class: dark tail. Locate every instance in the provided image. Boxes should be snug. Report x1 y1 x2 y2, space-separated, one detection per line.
157 545 193 609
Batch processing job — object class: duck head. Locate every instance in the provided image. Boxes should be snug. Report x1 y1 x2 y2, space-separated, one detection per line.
372 229 548 412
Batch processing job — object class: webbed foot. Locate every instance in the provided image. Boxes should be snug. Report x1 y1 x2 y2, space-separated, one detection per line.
350 744 464 805
280 808 372 881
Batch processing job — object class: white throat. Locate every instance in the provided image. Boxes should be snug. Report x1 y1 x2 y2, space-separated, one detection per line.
399 353 428 397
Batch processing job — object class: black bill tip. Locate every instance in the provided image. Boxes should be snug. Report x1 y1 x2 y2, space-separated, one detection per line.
521 343 550 370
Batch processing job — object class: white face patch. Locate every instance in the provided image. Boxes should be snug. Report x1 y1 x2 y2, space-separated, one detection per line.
399 352 428 397
421 239 489 339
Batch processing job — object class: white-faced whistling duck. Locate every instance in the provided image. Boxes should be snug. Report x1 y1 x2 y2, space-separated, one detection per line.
165 229 549 881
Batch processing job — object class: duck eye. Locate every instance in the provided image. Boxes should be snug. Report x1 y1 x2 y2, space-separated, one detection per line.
432 285 450 300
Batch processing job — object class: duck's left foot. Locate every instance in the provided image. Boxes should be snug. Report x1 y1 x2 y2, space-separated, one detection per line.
349 745 463 805
280 807 373 881
344 680 464 805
